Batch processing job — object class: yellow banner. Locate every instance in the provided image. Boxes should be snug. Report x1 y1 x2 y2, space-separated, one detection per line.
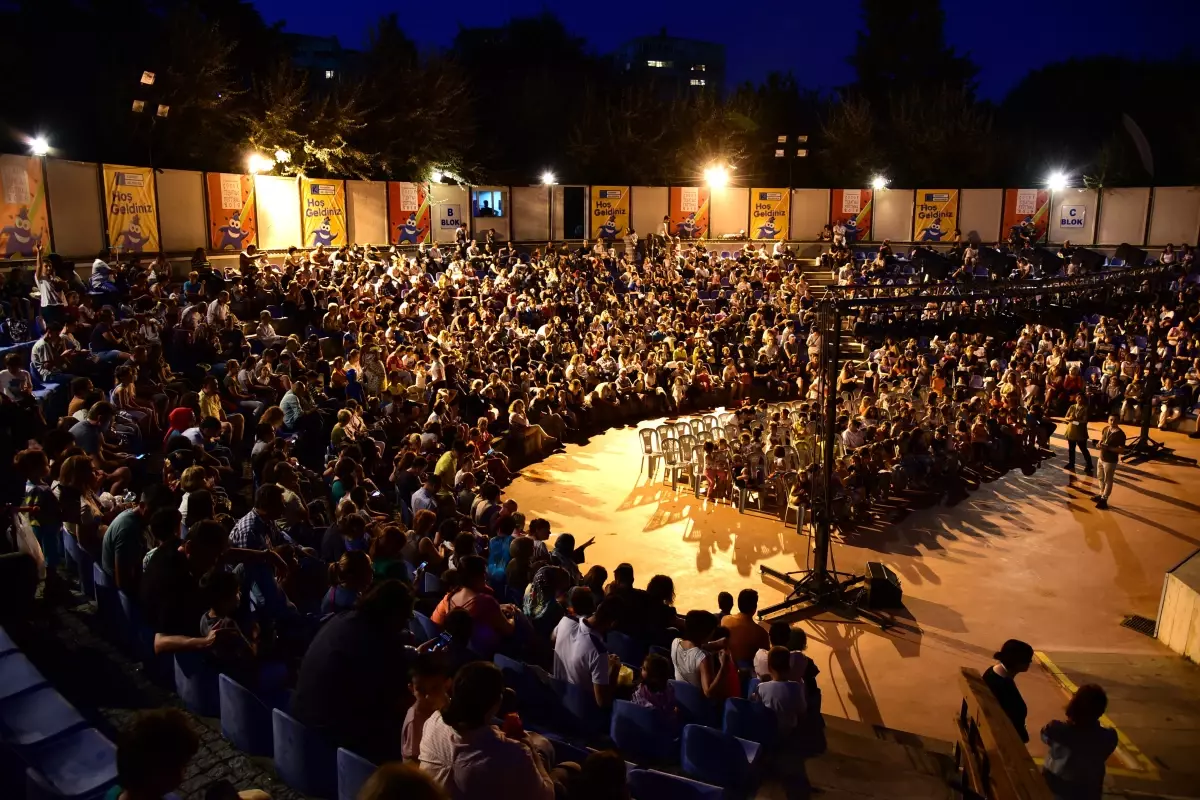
590 186 630 241
0 155 50 258
102 164 159 253
913 188 959 242
750 189 790 241
301 177 346 249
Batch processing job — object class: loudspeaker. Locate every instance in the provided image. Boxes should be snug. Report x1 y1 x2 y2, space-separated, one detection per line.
1115 243 1148 266
1074 247 1105 272
978 247 1014 276
864 561 903 609
1031 247 1061 273
913 247 951 280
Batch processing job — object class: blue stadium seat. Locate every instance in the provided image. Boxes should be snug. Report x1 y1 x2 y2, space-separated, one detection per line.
336 748 378 800
0 686 87 748
669 679 721 729
174 653 220 718
542 732 590 766
680 724 759 796
557 678 610 738
0 625 16 657
219 674 276 757
24 727 118 800
606 631 646 668
722 697 778 747
610 699 679 764
273 708 337 798
411 611 441 641
746 677 761 699
0 653 48 702
628 768 723 800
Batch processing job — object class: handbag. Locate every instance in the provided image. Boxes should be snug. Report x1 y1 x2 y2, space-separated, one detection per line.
14 510 46 580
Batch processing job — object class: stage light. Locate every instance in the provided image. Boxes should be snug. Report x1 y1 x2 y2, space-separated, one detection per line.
871 175 888 191
541 170 557 186
246 152 274 174
431 170 444 184
29 136 49 157
704 164 729 188
1046 171 1068 192
274 149 291 164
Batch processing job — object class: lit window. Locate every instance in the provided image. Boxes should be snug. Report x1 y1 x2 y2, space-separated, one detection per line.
647 60 665 68
324 70 335 79
691 79 706 86
693 64 706 71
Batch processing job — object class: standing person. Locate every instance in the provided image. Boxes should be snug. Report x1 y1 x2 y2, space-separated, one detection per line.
1041 684 1118 800
1093 416 1126 510
983 639 1035 743
1064 394 1093 475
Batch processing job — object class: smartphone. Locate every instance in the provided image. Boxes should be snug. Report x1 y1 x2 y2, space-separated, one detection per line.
135 454 146 460
371 490 382 498
418 561 429 571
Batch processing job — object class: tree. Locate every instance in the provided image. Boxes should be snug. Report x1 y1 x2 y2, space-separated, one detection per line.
848 0 978 101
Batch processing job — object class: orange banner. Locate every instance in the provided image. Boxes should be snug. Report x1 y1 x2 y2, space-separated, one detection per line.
830 189 872 242
388 182 431 245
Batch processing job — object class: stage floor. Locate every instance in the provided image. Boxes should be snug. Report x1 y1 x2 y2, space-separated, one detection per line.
505 416 1200 752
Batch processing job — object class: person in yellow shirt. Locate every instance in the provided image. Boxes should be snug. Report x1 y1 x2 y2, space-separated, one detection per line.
199 374 243 448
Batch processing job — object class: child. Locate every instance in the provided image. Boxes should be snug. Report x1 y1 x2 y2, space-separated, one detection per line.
402 652 452 761
199 570 257 675
754 622 820 712
715 591 734 620
632 652 677 716
753 646 807 735
321 550 373 615
16 448 64 590
1041 684 1118 800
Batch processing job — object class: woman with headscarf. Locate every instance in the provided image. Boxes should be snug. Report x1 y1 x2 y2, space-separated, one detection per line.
522 565 570 640
163 407 196 449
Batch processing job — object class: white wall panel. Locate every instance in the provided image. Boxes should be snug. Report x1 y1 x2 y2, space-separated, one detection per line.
710 187 749 237
347 180 388 245
157 169 206 252
1147 187 1200 246
254 175 300 251
790 189 829 240
874 189 914 243
1049 188 1098 245
46 159 104 258
1096 187 1150 245
958 188 1002 244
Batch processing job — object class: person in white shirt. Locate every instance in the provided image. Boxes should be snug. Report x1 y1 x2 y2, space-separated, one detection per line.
206 291 231 326
428 348 446 385
832 221 847 246
753 646 807 735
551 589 623 709
841 419 866 450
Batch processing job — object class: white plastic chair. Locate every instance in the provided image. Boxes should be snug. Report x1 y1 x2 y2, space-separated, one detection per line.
638 428 663 480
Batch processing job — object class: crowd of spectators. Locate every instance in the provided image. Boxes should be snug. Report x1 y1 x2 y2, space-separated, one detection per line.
0 224 1191 799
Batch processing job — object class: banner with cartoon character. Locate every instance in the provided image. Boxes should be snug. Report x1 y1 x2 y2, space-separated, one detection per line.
102 164 159 253
1002 188 1050 242
301 177 346 249
914 189 959 242
669 186 710 239
388 181 430 245
590 186 629 241
0 155 49 258
749 189 789 241
206 173 257 251
830 189 872 242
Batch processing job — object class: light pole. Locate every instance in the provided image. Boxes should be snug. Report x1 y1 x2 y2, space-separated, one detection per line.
773 135 809 188
541 171 557 244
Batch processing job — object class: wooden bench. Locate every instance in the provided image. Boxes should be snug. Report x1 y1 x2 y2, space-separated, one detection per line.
954 667 1052 800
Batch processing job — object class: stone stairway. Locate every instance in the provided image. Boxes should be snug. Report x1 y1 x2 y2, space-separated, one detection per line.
777 714 960 799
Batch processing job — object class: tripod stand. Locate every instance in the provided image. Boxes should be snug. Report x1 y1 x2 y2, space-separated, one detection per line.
757 300 891 628
1123 335 1197 466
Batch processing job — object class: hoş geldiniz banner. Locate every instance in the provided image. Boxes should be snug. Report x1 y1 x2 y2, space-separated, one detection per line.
0 155 50 258
206 173 257 251
669 186 710 239
830 189 872 242
1002 188 1050 242
750 189 790 240
102 164 159 253
388 181 431 245
590 186 630 240
300 177 346 249
913 188 959 242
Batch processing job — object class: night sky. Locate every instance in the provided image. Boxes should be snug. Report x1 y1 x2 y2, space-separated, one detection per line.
251 0 1197 99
